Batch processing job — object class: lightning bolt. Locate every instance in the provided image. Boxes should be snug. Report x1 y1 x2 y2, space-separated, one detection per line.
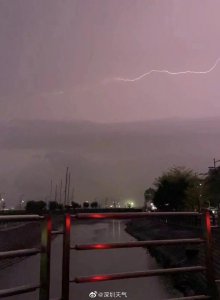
112 57 220 82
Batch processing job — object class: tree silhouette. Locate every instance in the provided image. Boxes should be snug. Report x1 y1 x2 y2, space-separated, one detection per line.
71 201 81 208
204 167 220 207
83 201 89 208
91 201 98 208
153 167 199 211
25 200 47 213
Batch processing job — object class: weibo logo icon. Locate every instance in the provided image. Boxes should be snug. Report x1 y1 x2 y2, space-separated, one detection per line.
89 291 97 298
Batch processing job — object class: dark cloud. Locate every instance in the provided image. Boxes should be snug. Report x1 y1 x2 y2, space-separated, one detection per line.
1 118 220 207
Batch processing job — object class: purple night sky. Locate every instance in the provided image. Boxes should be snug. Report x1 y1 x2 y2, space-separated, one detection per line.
1 1 220 206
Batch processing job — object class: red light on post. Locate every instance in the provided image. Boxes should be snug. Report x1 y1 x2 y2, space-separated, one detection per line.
47 216 52 232
66 214 71 231
206 211 211 235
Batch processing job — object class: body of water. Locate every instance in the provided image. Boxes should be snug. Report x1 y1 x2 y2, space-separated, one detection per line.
0 219 174 300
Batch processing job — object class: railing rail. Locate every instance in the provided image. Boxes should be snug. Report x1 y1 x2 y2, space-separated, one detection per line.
61 211 219 300
40 215 52 300
74 211 202 219
201 211 217 300
0 248 40 259
0 215 44 222
0 284 40 298
72 266 206 283
73 238 205 250
167 296 211 300
0 214 51 300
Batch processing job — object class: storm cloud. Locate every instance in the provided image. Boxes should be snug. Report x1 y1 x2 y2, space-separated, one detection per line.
0 118 219 207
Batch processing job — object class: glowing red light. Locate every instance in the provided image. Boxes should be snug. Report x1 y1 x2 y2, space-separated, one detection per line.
47 217 52 232
206 211 211 234
91 214 104 219
94 244 108 249
91 275 110 282
66 214 71 231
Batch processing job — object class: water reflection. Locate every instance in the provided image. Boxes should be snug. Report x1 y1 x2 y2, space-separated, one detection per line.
70 220 171 300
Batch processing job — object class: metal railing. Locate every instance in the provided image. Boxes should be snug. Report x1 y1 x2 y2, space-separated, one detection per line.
61 211 219 300
0 214 51 300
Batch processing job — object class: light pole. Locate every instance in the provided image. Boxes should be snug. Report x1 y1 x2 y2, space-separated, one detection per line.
209 158 220 171
197 173 209 211
214 158 220 168
209 158 220 209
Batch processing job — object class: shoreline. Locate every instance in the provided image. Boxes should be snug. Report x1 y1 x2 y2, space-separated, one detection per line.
125 218 208 297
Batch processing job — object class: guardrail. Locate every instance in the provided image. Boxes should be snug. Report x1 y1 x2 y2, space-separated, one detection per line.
61 211 219 300
0 215 51 300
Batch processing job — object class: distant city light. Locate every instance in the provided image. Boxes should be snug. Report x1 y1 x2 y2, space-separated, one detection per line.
150 202 157 211
126 200 135 208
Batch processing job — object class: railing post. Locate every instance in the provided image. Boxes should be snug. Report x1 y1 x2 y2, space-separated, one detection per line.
39 215 52 300
202 210 219 299
62 214 71 300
